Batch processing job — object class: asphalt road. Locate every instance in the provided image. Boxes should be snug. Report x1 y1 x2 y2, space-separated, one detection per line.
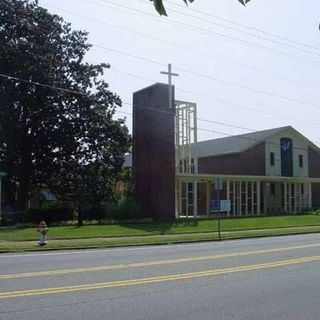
1 234 320 320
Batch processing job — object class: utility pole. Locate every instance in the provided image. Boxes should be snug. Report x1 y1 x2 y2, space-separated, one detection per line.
161 63 179 109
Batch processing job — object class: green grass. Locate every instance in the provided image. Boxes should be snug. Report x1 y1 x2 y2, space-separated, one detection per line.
1 214 320 242
1 224 320 253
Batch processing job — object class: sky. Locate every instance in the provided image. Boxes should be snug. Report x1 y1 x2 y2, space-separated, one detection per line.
38 0 320 145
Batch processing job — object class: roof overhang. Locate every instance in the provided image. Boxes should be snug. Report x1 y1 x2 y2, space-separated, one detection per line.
176 173 320 183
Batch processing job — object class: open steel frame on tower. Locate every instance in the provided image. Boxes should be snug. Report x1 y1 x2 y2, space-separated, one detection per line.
175 100 199 218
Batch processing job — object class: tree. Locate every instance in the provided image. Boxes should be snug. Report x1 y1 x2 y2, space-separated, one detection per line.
152 0 251 16
0 0 131 217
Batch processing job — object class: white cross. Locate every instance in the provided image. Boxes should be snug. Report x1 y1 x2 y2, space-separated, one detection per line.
161 63 179 109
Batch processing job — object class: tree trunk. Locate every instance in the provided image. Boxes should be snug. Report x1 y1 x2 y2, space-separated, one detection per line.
77 195 84 227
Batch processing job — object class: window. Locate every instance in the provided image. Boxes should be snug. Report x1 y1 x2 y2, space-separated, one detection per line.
299 155 303 168
270 152 275 166
270 183 275 195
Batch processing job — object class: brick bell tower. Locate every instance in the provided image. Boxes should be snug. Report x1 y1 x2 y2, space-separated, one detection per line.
132 83 176 221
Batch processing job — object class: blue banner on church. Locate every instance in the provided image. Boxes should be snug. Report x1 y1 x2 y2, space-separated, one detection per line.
280 137 293 177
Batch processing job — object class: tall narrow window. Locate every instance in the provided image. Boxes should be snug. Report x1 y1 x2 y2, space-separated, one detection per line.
270 152 275 166
299 155 303 168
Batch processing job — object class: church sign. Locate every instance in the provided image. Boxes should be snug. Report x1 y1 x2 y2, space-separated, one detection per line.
210 200 231 213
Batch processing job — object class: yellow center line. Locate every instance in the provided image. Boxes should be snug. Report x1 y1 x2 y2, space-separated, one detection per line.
1 243 320 280
1 255 320 299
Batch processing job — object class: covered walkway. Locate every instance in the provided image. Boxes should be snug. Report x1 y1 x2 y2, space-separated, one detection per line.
176 173 320 218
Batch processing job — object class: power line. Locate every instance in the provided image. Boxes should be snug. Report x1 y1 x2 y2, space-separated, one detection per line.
2 9 320 142
3 44 317 130
3 29 320 128
1 71 319 150
111 67 320 128
0 73 87 96
0 71 257 134
174 66 320 111
136 0 320 58
4 10 320 112
120 102 256 132
0 71 256 138
91 45 320 111
166 0 320 54
117 103 320 150
78 0 320 66
41 3 320 94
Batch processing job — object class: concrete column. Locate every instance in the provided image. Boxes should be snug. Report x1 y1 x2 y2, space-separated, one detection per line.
288 183 292 213
284 182 288 212
257 181 261 215
186 183 189 218
193 182 198 218
239 181 242 216
309 182 312 209
175 180 179 219
299 183 303 213
251 182 254 215
226 180 230 216
233 181 236 216
177 180 182 218
245 181 249 216
206 181 210 217
293 183 297 213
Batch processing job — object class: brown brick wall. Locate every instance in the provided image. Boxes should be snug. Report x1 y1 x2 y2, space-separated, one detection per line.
198 143 266 176
312 183 320 208
133 83 176 221
308 147 320 178
308 147 320 207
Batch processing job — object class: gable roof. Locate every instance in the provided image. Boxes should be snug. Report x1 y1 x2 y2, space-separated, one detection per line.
195 126 289 158
196 126 320 158
124 126 320 166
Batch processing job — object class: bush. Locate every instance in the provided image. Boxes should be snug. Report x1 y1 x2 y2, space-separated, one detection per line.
82 205 107 221
84 196 148 221
24 201 76 224
116 195 146 220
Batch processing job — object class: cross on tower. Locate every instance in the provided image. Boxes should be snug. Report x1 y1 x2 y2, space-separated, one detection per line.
161 63 179 109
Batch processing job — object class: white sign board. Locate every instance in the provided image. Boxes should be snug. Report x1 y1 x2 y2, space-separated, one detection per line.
220 200 231 212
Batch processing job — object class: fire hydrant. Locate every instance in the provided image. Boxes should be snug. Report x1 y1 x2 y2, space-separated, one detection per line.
37 220 48 246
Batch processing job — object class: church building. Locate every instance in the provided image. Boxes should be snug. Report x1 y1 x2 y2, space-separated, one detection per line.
130 83 320 221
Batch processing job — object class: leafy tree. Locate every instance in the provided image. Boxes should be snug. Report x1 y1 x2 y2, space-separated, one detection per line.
0 0 131 220
152 0 251 16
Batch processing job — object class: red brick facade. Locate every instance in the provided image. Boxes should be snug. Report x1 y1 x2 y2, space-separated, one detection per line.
198 143 266 175
308 147 320 207
133 83 176 221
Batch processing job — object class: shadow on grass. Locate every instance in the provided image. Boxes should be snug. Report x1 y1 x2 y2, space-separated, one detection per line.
117 219 199 235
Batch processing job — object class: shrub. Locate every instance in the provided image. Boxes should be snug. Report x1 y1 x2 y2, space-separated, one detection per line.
116 195 146 220
82 205 107 221
91 196 148 221
24 201 75 224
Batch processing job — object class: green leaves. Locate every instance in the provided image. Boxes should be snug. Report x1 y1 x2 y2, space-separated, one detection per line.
152 0 195 16
152 0 251 16
238 0 251 5
152 0 168 16
0 0 131 209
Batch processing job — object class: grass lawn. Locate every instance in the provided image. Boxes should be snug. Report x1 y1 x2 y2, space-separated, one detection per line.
1 224 320 253
1 214 320 243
